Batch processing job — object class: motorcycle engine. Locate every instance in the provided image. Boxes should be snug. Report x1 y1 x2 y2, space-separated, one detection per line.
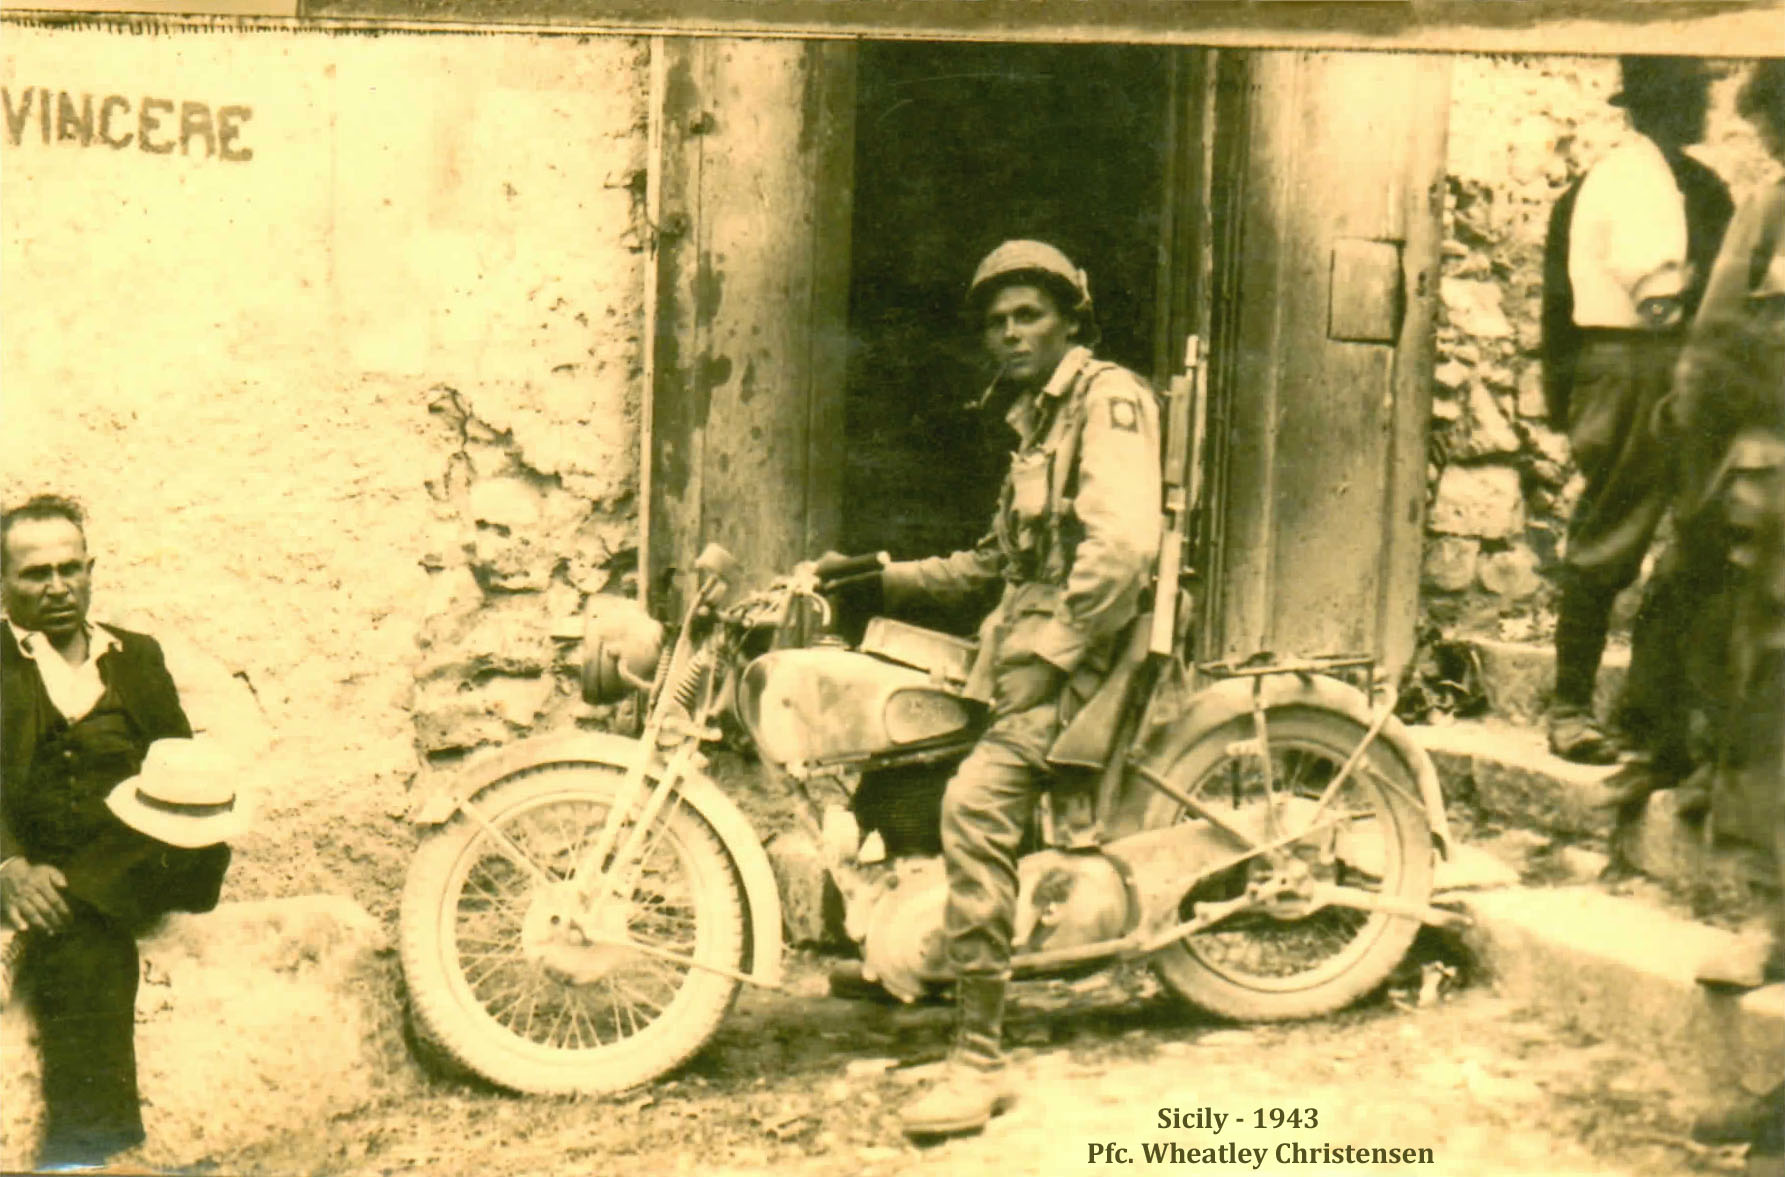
851 762 949 857
860 858 952 1002
857 848 1134 1000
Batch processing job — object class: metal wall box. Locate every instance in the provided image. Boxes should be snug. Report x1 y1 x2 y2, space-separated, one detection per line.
1328 238 1404 344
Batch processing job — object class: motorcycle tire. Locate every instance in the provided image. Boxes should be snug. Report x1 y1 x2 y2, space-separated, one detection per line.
400 762 749 1095
1137 705 1433 1022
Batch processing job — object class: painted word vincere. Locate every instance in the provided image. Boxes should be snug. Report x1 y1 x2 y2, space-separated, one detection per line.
2 88 253 160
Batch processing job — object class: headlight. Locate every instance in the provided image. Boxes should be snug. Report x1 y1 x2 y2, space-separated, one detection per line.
581 596 664 704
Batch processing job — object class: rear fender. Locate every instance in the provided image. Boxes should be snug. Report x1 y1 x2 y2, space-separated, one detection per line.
409 732 783 986
1126 674 1452 858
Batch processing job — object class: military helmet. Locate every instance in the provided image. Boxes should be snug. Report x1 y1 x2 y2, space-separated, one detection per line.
967 239 1097 341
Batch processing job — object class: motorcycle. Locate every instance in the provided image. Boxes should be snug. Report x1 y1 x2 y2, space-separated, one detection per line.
398 542 1456 1096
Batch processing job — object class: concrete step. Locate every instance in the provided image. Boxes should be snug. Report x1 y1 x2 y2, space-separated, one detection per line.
1460 885 1783 1104
1461 636 1628 725
1414 718 1621 840
1415 719 1778 915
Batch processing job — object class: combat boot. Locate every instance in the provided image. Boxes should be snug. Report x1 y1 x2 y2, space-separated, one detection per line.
899 973 1017 1138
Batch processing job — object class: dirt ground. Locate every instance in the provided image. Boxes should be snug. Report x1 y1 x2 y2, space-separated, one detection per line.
201 947 1748 1177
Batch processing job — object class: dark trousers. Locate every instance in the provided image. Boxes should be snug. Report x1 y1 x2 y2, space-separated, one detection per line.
1555 333 1681 712
1622 522 1737 775
22 900 145 1168
17 829 229 1168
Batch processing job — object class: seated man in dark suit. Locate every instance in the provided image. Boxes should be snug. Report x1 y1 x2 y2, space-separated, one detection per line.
0 494 248 1170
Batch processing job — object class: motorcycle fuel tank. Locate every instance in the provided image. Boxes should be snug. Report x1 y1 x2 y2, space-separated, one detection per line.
737 647 978 767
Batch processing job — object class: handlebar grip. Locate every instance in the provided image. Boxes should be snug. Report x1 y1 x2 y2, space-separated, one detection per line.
815 551 888 583
694 544 743 583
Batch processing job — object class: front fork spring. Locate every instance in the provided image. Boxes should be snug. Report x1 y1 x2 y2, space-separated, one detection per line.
666 648 712 714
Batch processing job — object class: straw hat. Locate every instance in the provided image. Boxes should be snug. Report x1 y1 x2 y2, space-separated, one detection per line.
107 738 251 848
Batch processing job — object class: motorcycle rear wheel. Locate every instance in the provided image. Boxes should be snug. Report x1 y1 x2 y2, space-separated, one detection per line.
400 763 748 1094
1139 705 1433 1021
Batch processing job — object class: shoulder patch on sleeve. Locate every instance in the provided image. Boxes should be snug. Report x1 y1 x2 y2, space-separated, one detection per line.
1108 397 1140 432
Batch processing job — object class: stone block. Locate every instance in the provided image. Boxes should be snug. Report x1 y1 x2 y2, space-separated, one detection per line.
1441 277 1515 339
1526 422 1570 466
1434 359 1472 392
422 565 482 620
456 608 553 677
1479 363 1516 391
1515 317 1544 356
412 696 512 753
1422 536 1480 593
1478 545 1541 599
479 674 558 727
469 476 553 592
1516 365 1547 419
1430 465 1526 539
1455 383 1522 459
1 896 403 1172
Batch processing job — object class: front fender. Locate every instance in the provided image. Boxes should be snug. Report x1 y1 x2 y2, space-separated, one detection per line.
409 732 784 986
1130 674 1452 858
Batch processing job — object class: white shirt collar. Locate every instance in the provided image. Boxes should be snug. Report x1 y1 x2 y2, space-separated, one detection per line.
5 619 122 719
5 618 119 666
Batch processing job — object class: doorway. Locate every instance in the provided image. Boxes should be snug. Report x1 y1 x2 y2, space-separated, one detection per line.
838 42 1175 581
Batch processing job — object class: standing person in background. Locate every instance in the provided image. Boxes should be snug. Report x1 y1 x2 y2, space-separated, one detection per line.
1541 55 1733 766
1623 58 1785 817
1676 61 1785 1176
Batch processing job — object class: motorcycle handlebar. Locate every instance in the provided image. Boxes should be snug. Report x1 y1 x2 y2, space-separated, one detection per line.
813 551 889 585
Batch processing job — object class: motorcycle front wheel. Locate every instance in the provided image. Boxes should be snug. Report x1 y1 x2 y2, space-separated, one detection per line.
400 762 749 1094
1138 705 1433 1022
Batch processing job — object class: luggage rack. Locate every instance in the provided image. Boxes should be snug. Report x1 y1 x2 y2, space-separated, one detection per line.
1196 652 1378 682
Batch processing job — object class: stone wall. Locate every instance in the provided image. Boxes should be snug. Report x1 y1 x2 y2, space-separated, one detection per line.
1424 55 1781 644
0 26 649 917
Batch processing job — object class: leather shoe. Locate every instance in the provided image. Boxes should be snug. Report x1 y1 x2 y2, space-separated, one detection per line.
1549 710 1620 765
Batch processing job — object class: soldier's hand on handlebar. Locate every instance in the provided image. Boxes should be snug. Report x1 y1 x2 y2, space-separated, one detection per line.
810 552 886 639
994 655 1067 716
812 550 887 587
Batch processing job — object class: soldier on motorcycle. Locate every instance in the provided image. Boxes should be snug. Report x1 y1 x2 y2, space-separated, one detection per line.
822 240 1163 1137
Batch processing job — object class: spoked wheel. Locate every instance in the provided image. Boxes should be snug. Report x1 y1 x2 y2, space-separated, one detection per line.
400 763 748 1094
1138 706 1433 1021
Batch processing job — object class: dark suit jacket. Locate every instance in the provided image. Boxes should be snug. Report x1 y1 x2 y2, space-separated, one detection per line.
2 623 226 926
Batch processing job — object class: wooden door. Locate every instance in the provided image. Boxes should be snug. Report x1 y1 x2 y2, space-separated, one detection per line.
641 37 856 613
1194 50 1450 679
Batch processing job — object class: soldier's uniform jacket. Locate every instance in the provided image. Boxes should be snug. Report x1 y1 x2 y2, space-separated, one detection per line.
883 345 1162 700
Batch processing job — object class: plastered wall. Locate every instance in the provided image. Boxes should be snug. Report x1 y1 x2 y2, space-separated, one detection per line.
1 24 650 912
